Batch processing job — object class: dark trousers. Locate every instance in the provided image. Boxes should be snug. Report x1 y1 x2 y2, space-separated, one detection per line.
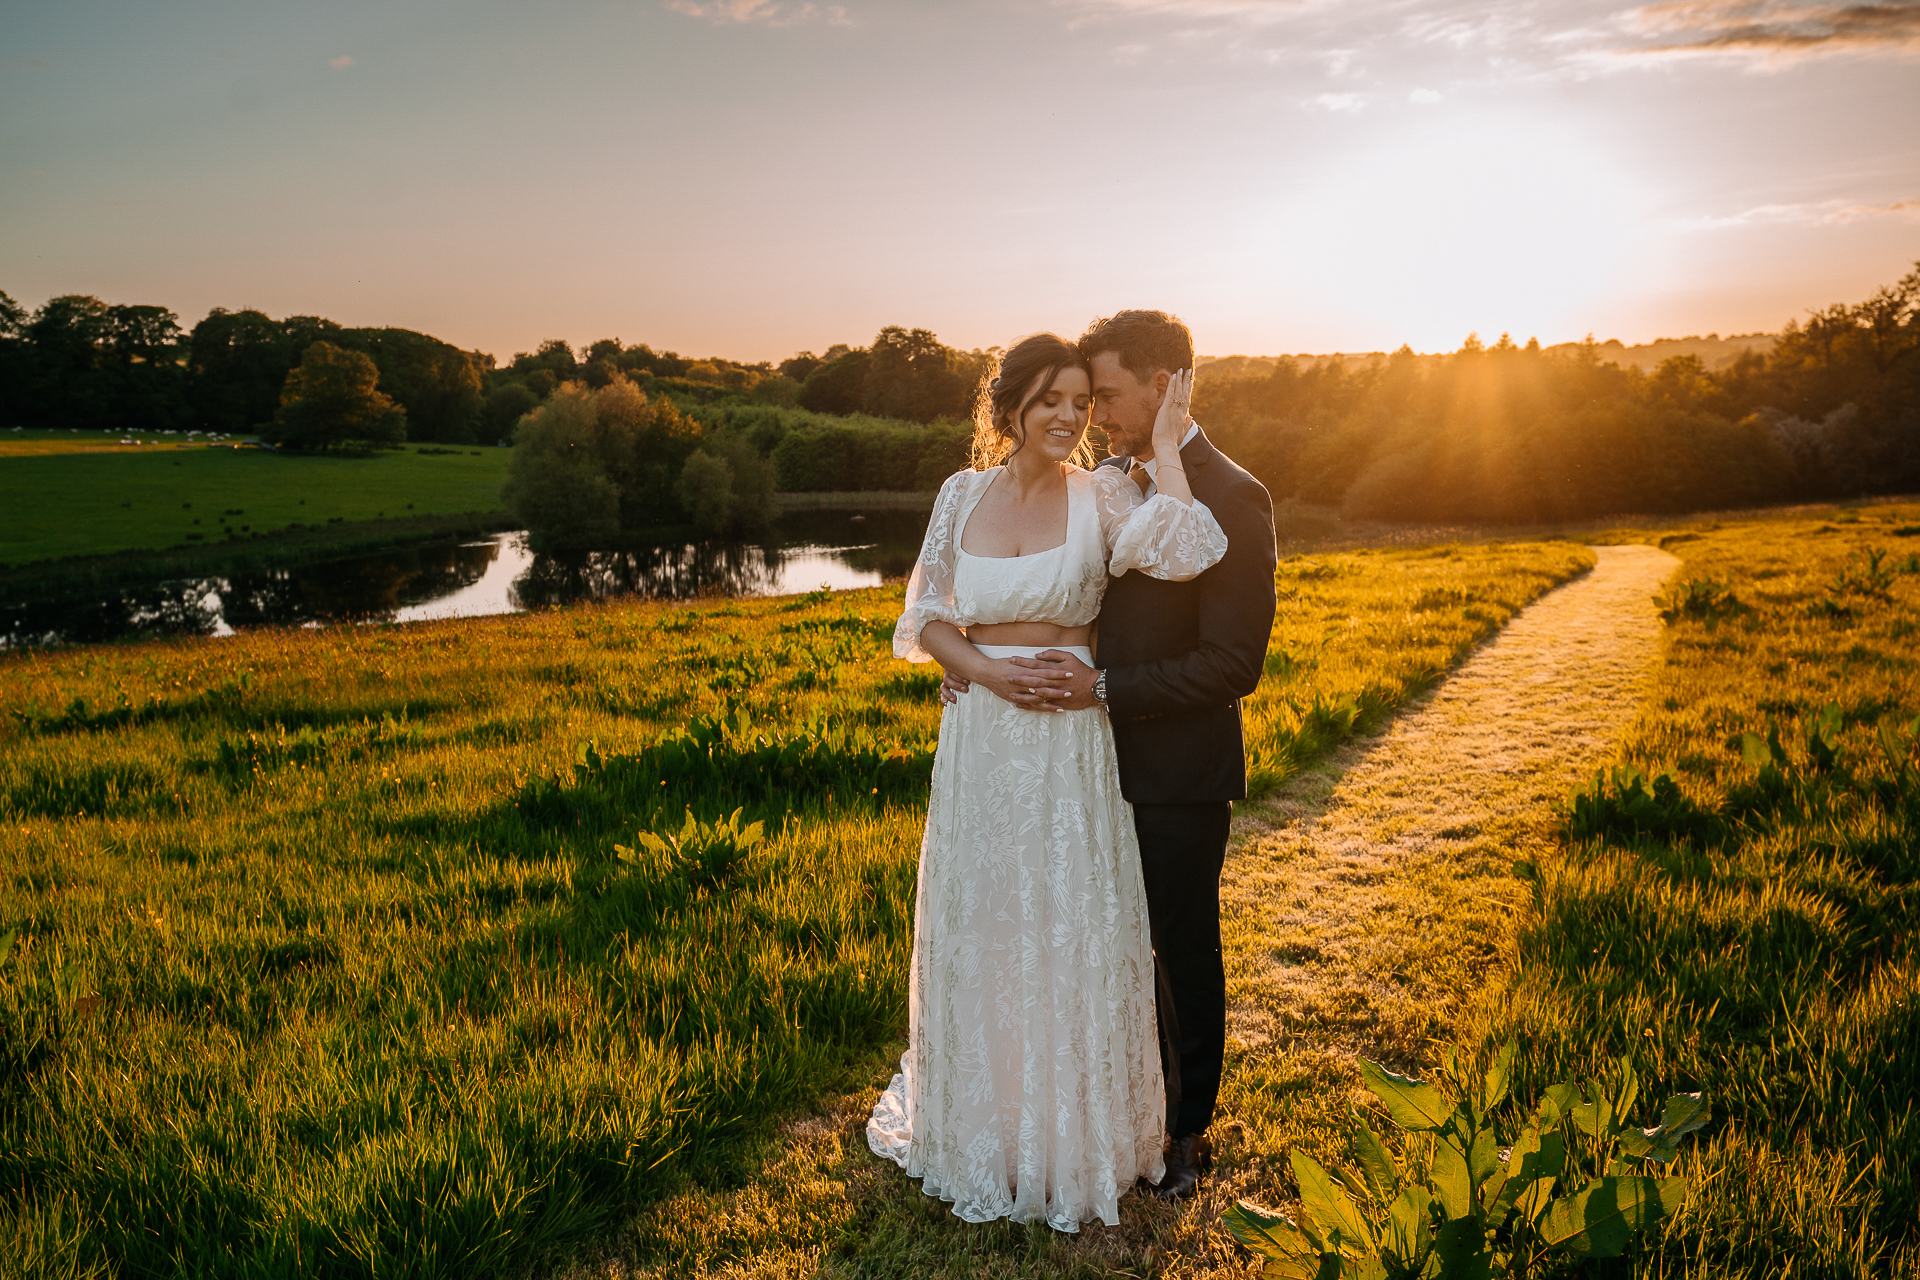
1133 801 1231 1140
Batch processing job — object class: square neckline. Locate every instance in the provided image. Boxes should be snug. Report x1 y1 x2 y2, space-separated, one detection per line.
956 466 1080 561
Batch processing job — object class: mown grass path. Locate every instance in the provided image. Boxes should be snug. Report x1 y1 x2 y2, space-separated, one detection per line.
1224 544 1681 1072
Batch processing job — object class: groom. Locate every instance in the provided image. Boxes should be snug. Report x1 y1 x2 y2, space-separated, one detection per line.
945 310 1278 1199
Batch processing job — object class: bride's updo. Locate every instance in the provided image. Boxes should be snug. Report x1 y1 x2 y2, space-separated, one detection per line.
970 333 1094 470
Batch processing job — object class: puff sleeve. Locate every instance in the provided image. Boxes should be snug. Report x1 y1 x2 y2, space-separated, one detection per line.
1090 465 1228 581
892 470 977 662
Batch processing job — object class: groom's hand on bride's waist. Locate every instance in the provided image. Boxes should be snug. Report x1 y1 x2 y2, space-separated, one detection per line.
938 668 971 705
1019 650 1100 712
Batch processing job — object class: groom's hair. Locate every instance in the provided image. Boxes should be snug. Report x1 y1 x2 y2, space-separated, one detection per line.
1078 310 1195 381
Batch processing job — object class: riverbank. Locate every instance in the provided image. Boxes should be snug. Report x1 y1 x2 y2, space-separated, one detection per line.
0 510 518 605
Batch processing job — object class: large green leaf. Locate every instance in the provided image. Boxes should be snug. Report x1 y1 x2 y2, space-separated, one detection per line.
1351 1118 1401 1203
1537 1082 1579 1131
1383 1188 1435 1272
1429 1216 1493 1279
1481 1040 1516 1116
1360 1059 1457 1132
1292 1150 1375 1254
1513 1175 1556 1227
1658 1092 1710 1137
1538 1176 1685 1258
1570 1081 1613 1140
1221 1200 1322 1279
1493 1128 1566 1217
1621 1092 1710 1162
1613 1055 1640 1125
1430 1136 1475 1222
1467 1126 1501 1192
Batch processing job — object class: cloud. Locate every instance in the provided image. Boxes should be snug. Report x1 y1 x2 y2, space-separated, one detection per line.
1062 0 1321 25
1308 91 1367 111
1676 196 1920 228
664 0 851 25
1408 86 1443 101
1604 0 1920 66
327 55 354 69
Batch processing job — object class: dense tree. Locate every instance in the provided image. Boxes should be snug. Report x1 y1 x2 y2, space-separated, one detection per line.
12 294 192 429
263 342 406 450
778 351 823 382
339 328 484 442
499 382 624 547
188 309 337 432
480 382 541 443
501 375 765 548
797 347 872 415
864 326 988 423
675 430 779 536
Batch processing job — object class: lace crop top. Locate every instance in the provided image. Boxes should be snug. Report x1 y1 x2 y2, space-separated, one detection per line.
892 464 1229 663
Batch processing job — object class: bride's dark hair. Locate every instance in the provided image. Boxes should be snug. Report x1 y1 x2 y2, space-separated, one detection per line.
970 333 1094 470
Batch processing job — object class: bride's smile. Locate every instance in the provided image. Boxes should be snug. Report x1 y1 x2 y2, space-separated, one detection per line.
1022 366 1091 463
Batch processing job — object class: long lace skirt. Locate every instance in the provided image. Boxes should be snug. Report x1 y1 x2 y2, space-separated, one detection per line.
867 648 1166 1231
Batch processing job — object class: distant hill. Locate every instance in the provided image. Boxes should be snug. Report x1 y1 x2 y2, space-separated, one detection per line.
1198 332 1778 378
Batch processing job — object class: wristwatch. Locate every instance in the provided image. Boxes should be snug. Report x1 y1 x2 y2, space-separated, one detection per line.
1092 669 1108 706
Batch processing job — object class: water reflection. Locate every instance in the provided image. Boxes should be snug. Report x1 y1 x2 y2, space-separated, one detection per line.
0 508 929 647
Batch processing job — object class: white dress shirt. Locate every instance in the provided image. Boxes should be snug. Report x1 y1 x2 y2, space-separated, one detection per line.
1135 423 1200 497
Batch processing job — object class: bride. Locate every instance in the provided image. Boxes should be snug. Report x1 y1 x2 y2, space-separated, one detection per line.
866 332 1226 1230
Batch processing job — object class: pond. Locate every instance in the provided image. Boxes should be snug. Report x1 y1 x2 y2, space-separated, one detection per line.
1 508 931 648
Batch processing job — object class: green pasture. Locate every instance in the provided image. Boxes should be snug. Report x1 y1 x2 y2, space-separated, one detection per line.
0 541 1591 1278
0 431 510 566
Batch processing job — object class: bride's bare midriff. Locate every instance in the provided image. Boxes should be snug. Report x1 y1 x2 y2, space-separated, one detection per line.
965 622 1092 650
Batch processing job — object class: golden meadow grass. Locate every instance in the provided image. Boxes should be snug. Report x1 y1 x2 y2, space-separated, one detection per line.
1 542 1589 1277
1458 505 1920 1277
548 509 1918 1280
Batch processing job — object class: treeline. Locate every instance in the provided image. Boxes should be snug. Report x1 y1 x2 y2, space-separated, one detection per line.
0 293 987 478
1199 261 1920 524
487 324 993 426
0 296 491 443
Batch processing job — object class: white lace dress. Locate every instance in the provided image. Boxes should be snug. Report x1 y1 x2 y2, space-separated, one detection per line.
866 463 1228 1231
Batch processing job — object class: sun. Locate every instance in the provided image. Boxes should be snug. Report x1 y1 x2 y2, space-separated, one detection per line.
1280 113 1658 349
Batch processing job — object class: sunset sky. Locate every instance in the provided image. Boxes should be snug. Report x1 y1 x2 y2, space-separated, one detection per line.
2 0 1916 364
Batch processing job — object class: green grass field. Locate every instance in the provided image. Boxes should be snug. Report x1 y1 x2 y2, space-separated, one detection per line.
0 540 1591 1278
0 431 511 566
1458 507 1920 1276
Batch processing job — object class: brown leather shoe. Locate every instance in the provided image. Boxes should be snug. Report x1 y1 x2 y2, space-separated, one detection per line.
1149 1133 1212 1201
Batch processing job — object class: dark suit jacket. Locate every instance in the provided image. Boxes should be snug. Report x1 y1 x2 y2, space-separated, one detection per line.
1095 428 1277 804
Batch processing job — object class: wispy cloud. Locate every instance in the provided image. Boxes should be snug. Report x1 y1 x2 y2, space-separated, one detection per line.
663 0 851 26
327 55 354 69
1308 91 1367 111
1062 0 1322 26
1677 196 1920 228
1602 0 1920 67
